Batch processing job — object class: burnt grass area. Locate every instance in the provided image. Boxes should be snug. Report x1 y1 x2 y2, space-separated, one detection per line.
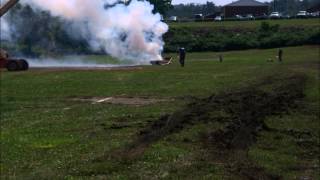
116 74 308 178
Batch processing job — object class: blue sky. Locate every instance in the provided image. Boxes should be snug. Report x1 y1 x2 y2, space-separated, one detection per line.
172 0 271 6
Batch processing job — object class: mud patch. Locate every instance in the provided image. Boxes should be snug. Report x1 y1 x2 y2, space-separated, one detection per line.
109 74 307 179
83 74 310 178
71 96 170 106
130 75 306 152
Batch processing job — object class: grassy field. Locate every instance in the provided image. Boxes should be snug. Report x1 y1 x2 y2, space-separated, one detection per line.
168 18 320 28
1 46 319 179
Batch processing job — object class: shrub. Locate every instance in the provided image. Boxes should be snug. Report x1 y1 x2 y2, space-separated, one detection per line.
163 22 319 52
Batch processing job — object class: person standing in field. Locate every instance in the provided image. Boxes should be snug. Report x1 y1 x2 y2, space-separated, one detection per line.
219 54 223 63
178 47 186 67
278 49 283 62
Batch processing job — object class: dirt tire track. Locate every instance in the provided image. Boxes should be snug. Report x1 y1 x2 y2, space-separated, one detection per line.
129 75 306 154
94 74 307 178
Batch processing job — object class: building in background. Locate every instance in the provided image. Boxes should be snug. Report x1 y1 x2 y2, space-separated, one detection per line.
307 3 320 16
223 0 269 18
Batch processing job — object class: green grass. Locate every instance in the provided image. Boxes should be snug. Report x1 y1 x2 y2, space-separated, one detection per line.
168 18 320 29
1 45 319 179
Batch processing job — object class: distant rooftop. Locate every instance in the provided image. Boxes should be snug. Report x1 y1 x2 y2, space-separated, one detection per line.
307 3 320 12
225 0 267 7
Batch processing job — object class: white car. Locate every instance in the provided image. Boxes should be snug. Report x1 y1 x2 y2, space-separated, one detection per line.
269 12 281 19
246 14 255 20
169 16 177 21
310 12 320 17
296 11 308 18
214 16 222 21
235 15 244 20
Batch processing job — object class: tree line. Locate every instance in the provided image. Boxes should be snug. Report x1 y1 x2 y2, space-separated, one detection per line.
167 0 320 18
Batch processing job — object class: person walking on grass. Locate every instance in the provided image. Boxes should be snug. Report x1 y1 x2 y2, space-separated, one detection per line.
178 47 186 67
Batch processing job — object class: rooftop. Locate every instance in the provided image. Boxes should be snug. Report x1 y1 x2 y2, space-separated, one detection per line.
225 0 268 7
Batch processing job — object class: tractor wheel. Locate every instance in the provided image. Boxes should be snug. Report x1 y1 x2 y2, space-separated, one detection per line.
21 60 29 70
6 61 19 71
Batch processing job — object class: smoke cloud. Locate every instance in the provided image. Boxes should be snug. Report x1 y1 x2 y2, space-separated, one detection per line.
20 0 169 64
28 57 135 68
0 18 12 40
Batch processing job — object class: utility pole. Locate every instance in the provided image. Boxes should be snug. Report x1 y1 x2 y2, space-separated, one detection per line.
0 0 19 17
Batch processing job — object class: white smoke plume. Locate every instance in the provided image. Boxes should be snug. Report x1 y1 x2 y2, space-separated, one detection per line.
20 0 169 64
0 18 12 40
28 57 135 68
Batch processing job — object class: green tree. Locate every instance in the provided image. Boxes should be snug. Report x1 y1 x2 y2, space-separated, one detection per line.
147 0 173 15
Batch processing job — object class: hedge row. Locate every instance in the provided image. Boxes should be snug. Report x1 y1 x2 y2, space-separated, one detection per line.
163 22 320 52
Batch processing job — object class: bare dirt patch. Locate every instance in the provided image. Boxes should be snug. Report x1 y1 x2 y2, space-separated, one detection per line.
103 74 307 179
79 74 316 179
71 96 170 106
131 75 306 151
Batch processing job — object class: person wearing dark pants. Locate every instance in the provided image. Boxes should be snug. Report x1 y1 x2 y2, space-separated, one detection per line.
219 54 223 63
278 49 283 62
179 47 186 67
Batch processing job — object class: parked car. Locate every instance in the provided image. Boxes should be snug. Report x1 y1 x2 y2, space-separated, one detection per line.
256 13 268 20
246 14 255 20
169 16 177 21
296 11 309 18
235 14 244 20
282 14 291 19
310 11 320 17
194 14 204 21
269 12 281 19
214 16 222 21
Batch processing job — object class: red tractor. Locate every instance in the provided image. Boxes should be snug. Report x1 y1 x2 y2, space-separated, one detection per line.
1 0 29 71
0 49 29 71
